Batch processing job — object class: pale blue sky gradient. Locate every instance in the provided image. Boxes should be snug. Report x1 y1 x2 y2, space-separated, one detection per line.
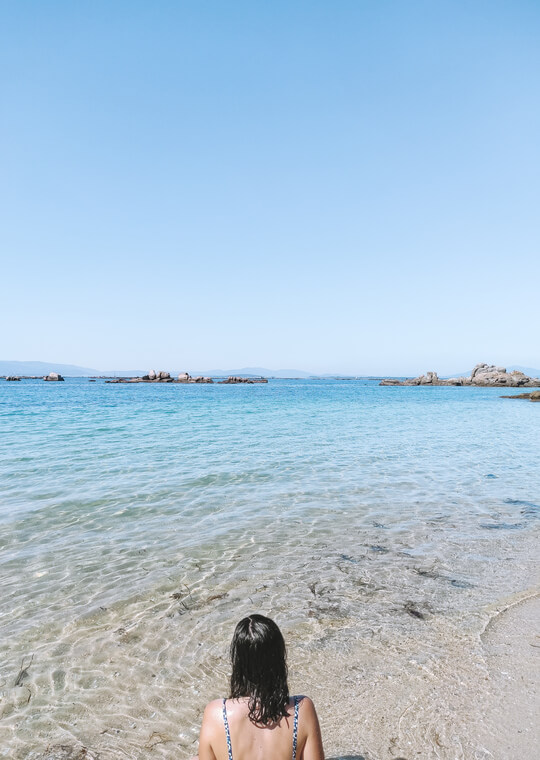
1 1 539 375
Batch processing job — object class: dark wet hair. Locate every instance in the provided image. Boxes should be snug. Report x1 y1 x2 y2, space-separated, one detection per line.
229 614 289 725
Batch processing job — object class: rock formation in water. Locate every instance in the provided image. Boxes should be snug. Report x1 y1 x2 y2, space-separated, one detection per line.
141 370 173 382
104 371 270 384
105 371 214 384
43 372 65 381
380 363 540 387
5 376 21 381
218 376 268 384
103 369 270 385
500 390 540 402
176 372 213 383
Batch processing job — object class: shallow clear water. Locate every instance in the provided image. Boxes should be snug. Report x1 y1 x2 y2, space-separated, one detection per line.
0 378 539 759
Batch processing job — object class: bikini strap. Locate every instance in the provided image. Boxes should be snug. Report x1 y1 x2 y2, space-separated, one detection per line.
292 696 300 760
222 699 233 760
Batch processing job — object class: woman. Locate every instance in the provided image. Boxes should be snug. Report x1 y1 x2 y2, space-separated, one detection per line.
195 614 325 760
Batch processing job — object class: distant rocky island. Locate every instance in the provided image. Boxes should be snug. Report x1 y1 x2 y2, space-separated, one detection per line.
5 372 65 381
380 363 540 388
104 370 267 384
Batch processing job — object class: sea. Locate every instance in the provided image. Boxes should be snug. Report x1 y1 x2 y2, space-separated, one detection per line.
0 378 539 759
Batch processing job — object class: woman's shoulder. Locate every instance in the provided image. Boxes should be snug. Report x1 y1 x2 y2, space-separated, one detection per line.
204 698 226 709
202 699 225 721
295 695 316 709
295 696 320 726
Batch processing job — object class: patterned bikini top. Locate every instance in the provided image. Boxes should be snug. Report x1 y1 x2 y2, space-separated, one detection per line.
222 696 300 760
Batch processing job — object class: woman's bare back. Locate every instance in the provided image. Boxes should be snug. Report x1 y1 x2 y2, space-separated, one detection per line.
197 695 324 760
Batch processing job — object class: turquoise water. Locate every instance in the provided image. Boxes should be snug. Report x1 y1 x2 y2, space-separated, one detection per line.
0 378 539 758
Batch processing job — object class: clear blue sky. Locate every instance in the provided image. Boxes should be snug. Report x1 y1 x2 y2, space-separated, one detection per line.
1 1 539 374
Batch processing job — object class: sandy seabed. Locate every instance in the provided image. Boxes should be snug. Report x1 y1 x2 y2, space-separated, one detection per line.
3 585 538 760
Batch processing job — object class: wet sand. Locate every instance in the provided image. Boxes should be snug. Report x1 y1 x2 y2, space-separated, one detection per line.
307 589 540 760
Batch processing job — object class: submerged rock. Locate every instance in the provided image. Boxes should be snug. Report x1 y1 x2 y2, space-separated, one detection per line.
38 745 97 760
501 390 540 402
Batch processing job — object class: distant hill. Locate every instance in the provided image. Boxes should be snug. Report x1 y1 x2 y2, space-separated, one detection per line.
0 360 152 377
4 360 539 380
0 361 311 378
507 365 540 377
0 360 102 377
